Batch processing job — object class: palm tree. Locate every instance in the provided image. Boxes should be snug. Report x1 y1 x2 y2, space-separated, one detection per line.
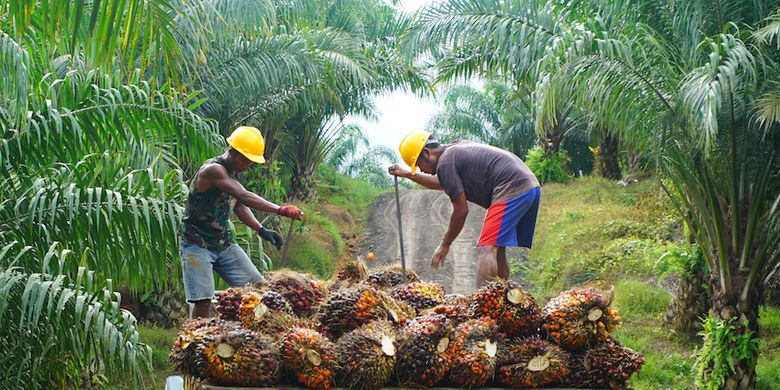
533 3 780 387
427 82 536 158
0 0 224 386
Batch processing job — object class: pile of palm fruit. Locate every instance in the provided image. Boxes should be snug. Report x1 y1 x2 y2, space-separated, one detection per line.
171 259 644 388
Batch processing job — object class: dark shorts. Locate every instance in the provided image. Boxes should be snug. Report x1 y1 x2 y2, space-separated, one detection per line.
477 187 540 248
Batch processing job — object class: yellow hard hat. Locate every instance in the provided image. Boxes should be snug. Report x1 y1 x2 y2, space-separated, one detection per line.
398 130 431 174
227 126 266 163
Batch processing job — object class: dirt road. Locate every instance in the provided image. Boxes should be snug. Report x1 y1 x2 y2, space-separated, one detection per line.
363 189 487 295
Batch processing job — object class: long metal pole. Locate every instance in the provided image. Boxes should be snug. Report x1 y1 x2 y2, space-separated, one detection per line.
393 175 407 280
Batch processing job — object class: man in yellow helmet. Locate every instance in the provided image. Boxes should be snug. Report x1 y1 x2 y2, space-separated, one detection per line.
389 130 540 288
181 126 303 318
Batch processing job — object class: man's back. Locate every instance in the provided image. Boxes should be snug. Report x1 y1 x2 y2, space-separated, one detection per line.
436 141 539 209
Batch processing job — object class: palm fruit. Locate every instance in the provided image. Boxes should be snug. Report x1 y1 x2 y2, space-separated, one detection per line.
281 326 339 390
330 257 369 289
395 314 453 387
318 285 403 339
336 320 398 390
471 280 542 337
170 318 236 378
568 338 645 389
366 264 419 288
428 294 473 325
267 270 327 317
392 282 446 311
445 317 500 388
195 328 280 386
542 288 621 351
240 291 314 335
496 337 570 388
215 287 256 320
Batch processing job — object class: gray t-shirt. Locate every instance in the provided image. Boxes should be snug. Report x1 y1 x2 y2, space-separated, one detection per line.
436 141 540 209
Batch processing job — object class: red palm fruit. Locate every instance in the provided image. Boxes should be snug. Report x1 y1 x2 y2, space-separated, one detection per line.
471 280 542 337
428 294 473 326
335 320 398 390
542 288 622 351
170 318 237 378
395 314 454 387
195 328 280 386
392 282 446 311
240 291 314 336
567 338 645 389
215 287 258 320
366 264 419 288
496 337 571 388
281 327 339 390
445 317 501 388
267 270 327 317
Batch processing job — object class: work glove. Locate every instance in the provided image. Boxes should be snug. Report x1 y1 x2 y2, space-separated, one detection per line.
258 227 284 250
277 205 303 219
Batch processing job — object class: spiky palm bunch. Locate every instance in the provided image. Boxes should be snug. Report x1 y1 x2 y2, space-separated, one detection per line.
429 294 473 326
336 320 398 390
471 280 542 337
543 288 621 351
240 291 313 335
281 327 339 390
366 265 420 288
318 285 400 339
332 258 369 286
216 287 259 321
267 270 327 317
392 282 446 311
445 317 501 388
395 314 454 387
195 328 280 387
170 318 238 378
496 337 570 388
568 338 645 389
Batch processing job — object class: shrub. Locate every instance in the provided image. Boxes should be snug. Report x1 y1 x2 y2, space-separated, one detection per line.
525 146 571 184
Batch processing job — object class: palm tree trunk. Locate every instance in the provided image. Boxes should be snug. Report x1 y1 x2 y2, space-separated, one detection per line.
289 170 317 201
664 266 711 334
709 276 762 390
593 134 621 180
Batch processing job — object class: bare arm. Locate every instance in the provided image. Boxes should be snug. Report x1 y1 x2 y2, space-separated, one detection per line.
442 193 469 245
388 164 442 190
199 164 280 214
234 202 263 231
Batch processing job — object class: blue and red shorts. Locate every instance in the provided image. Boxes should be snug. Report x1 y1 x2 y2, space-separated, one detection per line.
478 187 540 248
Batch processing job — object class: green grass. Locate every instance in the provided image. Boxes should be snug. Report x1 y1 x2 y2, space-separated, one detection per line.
758 306 780 390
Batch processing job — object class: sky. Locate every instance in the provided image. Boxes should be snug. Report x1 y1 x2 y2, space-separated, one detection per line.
342 0 438 152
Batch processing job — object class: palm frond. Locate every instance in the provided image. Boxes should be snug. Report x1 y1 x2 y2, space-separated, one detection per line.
754 85 780 130
0 31 29 125
0 245 149 388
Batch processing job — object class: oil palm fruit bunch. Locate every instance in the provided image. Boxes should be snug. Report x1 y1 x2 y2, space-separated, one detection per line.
542 288 621 351
336 320 398 390
281 326 339 390
215 287 256 321
195 328 280 386
496 337 570 388
568 339 645 389
429 294 473 326
392 282 446 311
170 318 236 377
318 285 396 339
445 317 500 388
366 265 419 288
267 270 327 317
471 280 542 337
395 314 453 387
240 291 313 335
332 258 368 287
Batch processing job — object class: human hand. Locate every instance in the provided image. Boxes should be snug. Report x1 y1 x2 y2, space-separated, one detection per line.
258 227 284 250
388 164 410 178
430 243 450 270
277 205 303 219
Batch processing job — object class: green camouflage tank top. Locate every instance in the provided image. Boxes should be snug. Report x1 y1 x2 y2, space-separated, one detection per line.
180 157 237 251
